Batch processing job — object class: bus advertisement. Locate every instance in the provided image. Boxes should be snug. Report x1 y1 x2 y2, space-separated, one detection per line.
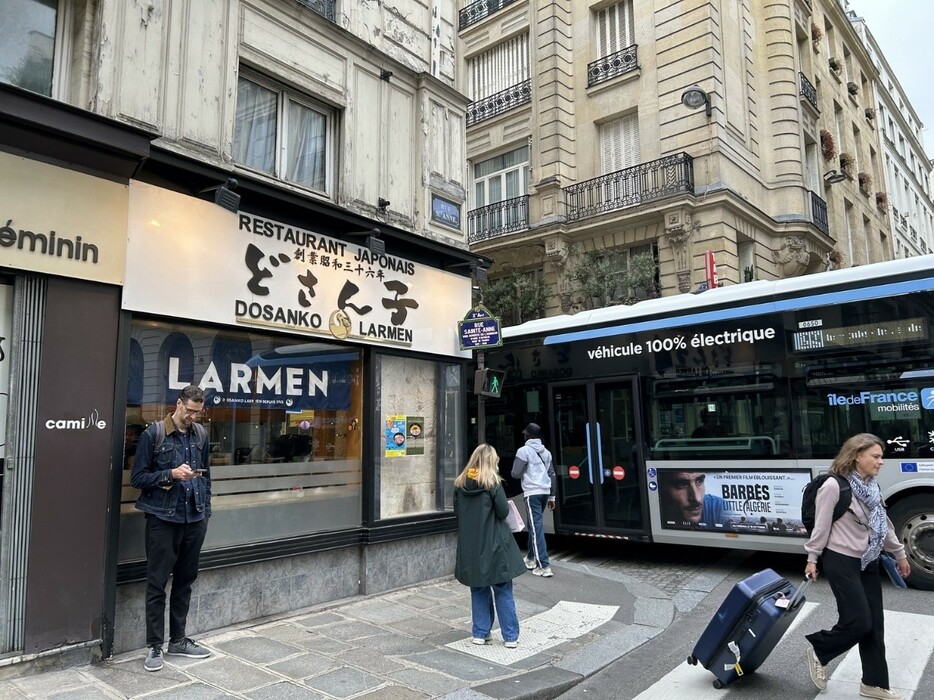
479 257 934 590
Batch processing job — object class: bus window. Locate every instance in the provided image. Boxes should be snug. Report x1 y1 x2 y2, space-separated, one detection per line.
647 374 790 460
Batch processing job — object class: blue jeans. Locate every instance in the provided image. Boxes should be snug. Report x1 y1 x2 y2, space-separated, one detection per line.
470 581 519 643
524 494 549 568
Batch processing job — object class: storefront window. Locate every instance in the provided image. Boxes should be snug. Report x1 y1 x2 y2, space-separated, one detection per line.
374 355 463 518
118 319 363 562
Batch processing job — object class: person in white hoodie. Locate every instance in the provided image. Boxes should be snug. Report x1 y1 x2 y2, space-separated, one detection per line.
511 423 556 577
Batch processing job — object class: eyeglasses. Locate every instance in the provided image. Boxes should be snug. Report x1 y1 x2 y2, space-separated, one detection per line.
180 403 204 416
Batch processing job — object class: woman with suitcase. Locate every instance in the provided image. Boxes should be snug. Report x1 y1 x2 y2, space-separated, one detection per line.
803 433 911 699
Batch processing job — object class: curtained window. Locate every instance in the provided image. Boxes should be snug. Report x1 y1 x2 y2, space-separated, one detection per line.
233 72 332 194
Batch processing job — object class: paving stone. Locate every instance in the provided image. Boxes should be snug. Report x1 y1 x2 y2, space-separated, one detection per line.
354 685 430 700
246 681 327 700
294 612 346 628
344 600 417 625
262 624 315 644
389 667 470 696
215 636 303 664
267 652 340 680
400 649 510 682
12 669 88 697
136 682 232 700
185 656 281 692
633 597 674 628
74 659 189 697
304 666 382 698
556 622 663 676
294 634 355 656
335 647 406 675
393 615 455 639
46 686 119 700
426 605 471 623
391 594 443 611
353 632 436 656
316 620 385 642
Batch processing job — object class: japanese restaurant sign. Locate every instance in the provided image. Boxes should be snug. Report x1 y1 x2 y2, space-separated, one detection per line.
124 183 471 357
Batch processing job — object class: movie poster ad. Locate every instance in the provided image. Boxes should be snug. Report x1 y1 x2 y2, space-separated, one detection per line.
657 468 810 537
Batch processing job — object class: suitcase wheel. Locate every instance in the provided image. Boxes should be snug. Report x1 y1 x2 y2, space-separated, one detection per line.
712 680 724 690
686 655 697 666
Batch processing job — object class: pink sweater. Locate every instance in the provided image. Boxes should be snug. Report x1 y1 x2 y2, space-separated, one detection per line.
804 476 906 563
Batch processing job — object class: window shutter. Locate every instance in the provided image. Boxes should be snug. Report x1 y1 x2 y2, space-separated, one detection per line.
468 33 529 99
622 113 640 168
600 120 622 173
596 1 634 56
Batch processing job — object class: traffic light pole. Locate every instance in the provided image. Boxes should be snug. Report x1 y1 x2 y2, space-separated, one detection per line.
476 349 486 444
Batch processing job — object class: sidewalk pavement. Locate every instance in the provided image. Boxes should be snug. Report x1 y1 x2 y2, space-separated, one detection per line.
0 560 676 700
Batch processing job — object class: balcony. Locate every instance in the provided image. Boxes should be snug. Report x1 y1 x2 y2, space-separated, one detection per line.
296 0 335 22
466 79 532 127
898 214 908 231
799 72 819 113
467 195 529 244
910 226 918 241
459 0 518 31
810 191 829 235
564 153 694 223
587 45 639 87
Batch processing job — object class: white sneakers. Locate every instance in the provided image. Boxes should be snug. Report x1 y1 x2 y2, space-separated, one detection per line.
807 646 827 690
859 683 903 700
524 557 536 570
532 566 553 577
471 635 492 645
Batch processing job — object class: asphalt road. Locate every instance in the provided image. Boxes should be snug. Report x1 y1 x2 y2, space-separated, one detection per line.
546 538 934 700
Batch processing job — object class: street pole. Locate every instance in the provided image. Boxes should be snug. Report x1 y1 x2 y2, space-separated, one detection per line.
476 349 485 445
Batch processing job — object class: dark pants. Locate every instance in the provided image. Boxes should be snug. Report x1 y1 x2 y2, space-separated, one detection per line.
806 548 889 689
145 515 208 647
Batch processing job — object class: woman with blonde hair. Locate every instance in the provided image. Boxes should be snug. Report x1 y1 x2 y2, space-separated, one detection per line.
454 444 526 647
803 433 910 699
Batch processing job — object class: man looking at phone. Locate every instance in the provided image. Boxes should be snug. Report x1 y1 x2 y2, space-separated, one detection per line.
131 385 212 671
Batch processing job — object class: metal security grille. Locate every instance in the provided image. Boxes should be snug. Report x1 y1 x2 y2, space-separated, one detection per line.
0 276 45 653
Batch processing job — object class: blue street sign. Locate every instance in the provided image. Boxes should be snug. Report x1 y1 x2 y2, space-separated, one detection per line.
459 317 502 350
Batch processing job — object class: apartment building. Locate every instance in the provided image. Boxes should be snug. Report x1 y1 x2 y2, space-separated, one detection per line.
459 0 891 314
0 0 474 667
848 8 934 259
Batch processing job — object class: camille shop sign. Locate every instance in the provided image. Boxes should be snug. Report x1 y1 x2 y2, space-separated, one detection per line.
124 182 471 357
0 151 128 284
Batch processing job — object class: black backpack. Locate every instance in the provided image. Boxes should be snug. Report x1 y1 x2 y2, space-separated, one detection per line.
801 473 851 535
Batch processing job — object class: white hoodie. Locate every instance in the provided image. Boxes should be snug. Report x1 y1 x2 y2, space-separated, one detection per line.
512 439 555 498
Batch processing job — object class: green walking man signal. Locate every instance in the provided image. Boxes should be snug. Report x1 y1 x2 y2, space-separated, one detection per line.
474 368 506 398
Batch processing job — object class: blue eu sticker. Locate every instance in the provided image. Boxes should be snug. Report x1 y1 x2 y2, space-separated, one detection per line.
901 462 918 473
921 388 934 409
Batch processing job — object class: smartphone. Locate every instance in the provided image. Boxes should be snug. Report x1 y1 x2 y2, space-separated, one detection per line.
193 468 207 474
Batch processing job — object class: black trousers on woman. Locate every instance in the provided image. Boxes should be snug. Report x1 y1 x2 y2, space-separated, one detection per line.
805 548 888 689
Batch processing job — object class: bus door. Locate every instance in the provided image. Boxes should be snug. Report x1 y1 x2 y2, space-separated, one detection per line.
550 378 648 536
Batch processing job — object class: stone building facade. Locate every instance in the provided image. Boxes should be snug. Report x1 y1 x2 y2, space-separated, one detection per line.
458 0 892 311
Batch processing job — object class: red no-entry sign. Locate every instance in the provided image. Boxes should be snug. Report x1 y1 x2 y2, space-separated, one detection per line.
569 465 580 479
612 465 625 480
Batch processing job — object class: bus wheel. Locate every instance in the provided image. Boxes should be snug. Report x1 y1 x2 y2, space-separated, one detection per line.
888 495 934 591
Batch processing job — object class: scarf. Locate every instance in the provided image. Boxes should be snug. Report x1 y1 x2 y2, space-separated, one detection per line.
846 472 888 570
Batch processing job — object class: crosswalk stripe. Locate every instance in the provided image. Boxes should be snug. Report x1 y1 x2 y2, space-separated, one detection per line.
631 602 819 700
817 609 934 700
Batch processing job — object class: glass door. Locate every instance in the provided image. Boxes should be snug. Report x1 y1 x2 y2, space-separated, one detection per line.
550 378 647 534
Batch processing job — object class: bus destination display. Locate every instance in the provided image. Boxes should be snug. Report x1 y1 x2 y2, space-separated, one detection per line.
792 318 927 352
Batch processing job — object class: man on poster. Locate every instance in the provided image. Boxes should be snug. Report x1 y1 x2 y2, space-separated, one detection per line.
659 470 731 529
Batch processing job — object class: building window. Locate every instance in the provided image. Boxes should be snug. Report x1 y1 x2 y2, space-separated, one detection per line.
119 319 364 563
738 240 755 282
233 72 334 194
600 113 640 173
596 0 634 57
374 354 464 519
467 34 529 100
473 146 529 209
1 0 57 96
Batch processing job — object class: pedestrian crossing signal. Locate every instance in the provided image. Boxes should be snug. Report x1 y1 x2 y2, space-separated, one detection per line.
474 368 506 397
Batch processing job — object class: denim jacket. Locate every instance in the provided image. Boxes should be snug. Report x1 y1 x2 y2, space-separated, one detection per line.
131 415 212 518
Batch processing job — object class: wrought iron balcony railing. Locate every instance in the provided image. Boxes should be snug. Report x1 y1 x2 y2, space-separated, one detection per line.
467 195 529 244
899 214 909 231
564 153 694 222
810 190 829 235
587 44 639 87
459 0 518 31
466 79 532 127
799 72 819 113
910 226 918 240
297 0 335 22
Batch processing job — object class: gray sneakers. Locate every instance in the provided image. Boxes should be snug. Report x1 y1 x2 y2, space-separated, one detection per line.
807 645 827 690
167 637 211 658
532 566 553 577
143 646 163 672
859 684 903 700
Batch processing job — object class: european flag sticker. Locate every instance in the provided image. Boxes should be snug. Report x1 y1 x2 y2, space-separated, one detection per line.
901 463 918 473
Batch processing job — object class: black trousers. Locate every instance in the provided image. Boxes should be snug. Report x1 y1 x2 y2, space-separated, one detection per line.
805 548 888 689
145 515 208 647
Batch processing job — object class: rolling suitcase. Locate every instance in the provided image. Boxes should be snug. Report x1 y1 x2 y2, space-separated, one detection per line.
687 568 809 689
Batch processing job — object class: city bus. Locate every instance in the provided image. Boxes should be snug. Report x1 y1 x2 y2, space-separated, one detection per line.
481 256 934 590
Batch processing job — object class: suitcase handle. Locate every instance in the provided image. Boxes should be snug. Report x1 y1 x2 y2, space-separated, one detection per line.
786 576 812 609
